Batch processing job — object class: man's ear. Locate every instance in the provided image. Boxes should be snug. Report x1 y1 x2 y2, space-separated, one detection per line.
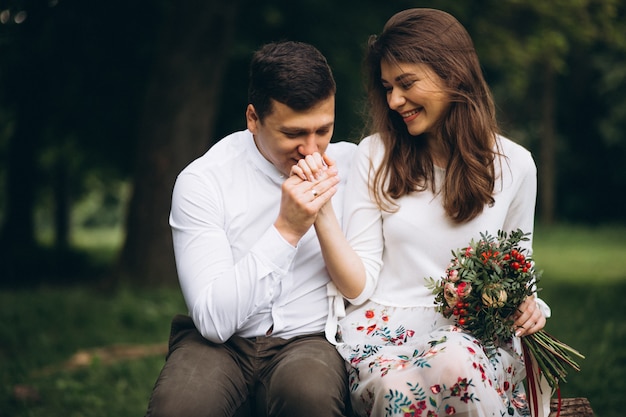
246 104 259 133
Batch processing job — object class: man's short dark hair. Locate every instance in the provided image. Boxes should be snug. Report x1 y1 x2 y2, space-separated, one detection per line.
248 41 336 121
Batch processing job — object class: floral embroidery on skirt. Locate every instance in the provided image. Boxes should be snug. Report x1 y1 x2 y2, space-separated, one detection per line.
336 302 530 417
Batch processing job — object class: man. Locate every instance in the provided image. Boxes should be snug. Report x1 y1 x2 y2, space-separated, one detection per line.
144 41 356 417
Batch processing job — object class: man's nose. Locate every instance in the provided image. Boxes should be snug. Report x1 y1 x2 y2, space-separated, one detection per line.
298 134 319 156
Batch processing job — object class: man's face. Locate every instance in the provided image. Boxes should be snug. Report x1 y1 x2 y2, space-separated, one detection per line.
246 97 335 177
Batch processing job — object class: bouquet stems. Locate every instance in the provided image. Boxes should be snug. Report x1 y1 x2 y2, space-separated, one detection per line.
521 330 585 390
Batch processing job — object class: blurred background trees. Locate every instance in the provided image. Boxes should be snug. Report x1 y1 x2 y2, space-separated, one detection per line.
1 0 625 287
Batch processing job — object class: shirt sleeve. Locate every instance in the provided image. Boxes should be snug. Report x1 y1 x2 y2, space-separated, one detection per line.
343 136 385 305
170 171 296 343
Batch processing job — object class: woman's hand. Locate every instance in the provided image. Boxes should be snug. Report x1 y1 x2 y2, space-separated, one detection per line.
290 152 334 182
274 152 339 246
514 296 546 337
290 152 339 212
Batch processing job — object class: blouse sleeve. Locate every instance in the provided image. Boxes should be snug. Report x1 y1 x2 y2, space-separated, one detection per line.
501 143 551 319
342 136 385 306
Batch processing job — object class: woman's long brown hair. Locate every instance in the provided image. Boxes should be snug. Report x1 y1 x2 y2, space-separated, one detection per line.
365 8 500 223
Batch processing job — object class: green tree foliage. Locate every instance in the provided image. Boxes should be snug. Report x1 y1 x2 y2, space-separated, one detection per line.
0 0 156 284
465 0 626 224
0 0 624 285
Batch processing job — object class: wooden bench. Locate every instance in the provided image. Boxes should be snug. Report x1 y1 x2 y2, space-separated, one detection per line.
550 397 594 417
235 396 594 416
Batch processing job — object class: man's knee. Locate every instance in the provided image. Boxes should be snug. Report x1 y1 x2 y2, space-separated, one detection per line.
265 337 349 416
272 352 347 395
266 373 348 417
145 324 249 417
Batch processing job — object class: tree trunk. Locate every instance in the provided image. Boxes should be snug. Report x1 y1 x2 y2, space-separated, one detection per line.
115 1 239 287
0 107 41 285
0 2 49 286
53 154 70 251
539 62 557 225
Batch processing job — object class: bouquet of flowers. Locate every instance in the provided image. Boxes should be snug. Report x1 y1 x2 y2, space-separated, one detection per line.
426 229 584 403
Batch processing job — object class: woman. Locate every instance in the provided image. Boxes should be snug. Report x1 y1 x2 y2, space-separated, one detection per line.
292 8 552 417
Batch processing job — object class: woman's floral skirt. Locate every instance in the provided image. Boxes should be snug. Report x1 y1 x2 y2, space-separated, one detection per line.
336 301 530 417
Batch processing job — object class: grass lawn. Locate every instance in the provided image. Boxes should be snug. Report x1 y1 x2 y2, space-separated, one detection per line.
1 223 624 416
0 287 186 417
532 223 626 417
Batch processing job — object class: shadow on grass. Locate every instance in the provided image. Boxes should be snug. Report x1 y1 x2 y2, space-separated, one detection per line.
0 280 623 417
0 285 186 417
0 245 115 289
540 280 626 417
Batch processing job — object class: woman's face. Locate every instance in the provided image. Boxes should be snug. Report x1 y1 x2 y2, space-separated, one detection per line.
380 60 450 137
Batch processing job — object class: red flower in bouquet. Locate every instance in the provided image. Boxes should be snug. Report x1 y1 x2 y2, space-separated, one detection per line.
426 229 584 394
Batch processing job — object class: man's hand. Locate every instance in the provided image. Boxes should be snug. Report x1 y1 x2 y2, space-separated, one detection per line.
274 153 339 246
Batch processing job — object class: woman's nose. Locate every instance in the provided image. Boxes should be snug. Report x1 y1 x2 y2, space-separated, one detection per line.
387 88 406 110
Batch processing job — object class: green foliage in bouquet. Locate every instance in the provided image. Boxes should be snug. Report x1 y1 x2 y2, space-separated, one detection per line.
426 229 536 349
426 229 584 390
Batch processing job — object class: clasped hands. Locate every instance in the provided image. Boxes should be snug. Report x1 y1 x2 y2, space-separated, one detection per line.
289 152 339 201
274 153 340 246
